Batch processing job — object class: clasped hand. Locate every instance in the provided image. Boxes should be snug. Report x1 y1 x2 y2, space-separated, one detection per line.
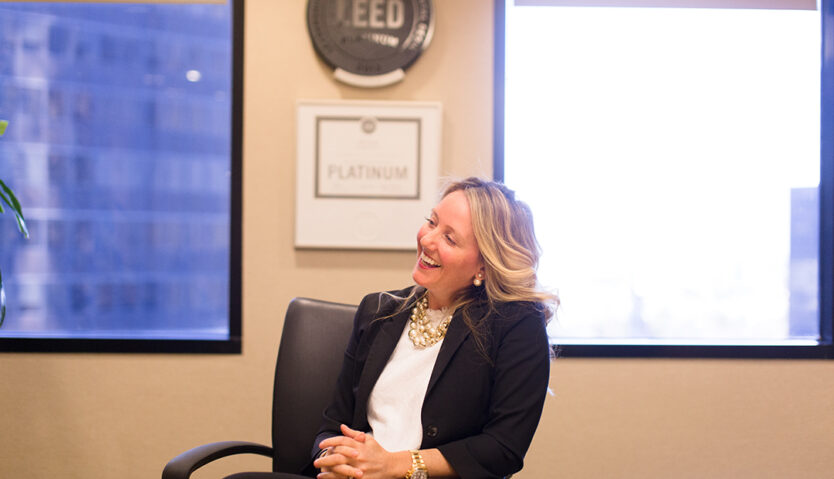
314 424 395 479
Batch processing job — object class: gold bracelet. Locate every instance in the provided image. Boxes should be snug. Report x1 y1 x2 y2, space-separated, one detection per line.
404 450 428 479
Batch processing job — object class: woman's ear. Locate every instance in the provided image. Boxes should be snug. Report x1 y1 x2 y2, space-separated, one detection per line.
476 260 485 278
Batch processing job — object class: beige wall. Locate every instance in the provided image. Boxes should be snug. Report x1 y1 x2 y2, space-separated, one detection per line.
1 1 833 478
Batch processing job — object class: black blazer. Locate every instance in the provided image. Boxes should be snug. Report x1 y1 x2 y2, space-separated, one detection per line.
311 286 551 479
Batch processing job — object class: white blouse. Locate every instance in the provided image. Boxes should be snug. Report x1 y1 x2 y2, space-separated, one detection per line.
366 307 451 452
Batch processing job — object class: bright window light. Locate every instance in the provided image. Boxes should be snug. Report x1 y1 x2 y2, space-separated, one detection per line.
503 3 821 344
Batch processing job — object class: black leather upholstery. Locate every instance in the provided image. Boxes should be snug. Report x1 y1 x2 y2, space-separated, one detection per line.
162 298 357 479
271 297 355 474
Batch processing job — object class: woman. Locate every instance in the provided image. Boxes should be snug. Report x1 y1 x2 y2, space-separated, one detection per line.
311 178 557 479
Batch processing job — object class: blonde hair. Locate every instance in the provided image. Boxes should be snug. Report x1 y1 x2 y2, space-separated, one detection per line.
379 178 558 360
444 177 559 321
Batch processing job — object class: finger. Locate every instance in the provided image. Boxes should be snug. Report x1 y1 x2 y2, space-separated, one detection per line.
318 446 359 464
340 424 367 443
318 446 334 458
314 455 361 471
317 471 352 479
314 451 352 469
333 445 359 458
314 446 363 467
340 424 361 438
317 473 357 479
319 436 361 450
323 463 364 478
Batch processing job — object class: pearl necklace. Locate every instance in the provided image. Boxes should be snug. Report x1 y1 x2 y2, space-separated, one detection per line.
408 296 453 348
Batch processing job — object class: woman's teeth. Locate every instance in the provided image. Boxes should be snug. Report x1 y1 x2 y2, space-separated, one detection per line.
421 252 441 267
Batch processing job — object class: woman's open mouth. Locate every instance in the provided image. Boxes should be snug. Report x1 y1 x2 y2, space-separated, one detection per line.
419 252 441 269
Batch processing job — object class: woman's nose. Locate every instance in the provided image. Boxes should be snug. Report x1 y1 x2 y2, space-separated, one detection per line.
420 229 437 249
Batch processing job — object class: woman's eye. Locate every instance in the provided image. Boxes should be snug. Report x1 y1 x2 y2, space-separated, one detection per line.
444 234 456 246
425 217 436 227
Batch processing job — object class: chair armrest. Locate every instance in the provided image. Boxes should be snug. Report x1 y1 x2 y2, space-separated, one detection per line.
162 441 273 479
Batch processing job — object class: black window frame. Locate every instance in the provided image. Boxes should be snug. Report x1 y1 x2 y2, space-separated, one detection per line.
494 0 834 359
0 0 244 354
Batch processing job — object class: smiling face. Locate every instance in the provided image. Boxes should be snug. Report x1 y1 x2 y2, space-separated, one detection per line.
412 190 484 309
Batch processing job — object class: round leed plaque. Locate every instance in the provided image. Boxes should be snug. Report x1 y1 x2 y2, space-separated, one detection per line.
307 0 435 88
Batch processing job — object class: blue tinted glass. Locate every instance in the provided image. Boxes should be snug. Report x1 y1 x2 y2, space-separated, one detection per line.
0 3 232 340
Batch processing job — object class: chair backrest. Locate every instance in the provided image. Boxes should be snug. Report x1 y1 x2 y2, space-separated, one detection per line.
271 297 357 474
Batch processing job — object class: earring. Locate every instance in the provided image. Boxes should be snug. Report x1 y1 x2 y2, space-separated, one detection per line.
473 274 483 287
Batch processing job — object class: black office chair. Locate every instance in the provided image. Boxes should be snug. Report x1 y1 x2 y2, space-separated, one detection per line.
162 298 357 479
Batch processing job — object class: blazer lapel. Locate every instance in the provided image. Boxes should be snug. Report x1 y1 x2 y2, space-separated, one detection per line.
353 301 412 425
426 303 483 395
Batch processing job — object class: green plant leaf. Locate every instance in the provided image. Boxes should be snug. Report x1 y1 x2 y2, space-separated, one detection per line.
0 179 23 212
0 179 28 238
0 188 9 214
0 266 5 328
0 119 7 137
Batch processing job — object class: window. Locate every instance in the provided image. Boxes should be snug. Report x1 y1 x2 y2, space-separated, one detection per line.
0 1 243 353
495 0 834 357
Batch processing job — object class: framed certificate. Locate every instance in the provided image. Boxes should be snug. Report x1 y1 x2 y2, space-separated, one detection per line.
296 100 442 249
